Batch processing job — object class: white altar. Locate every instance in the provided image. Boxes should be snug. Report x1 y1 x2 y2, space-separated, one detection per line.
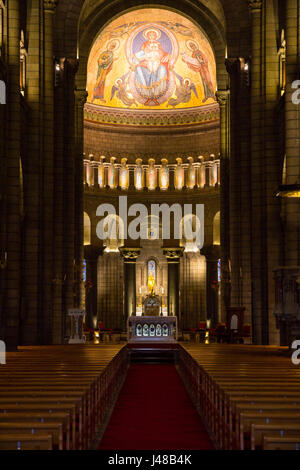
127 316 178 343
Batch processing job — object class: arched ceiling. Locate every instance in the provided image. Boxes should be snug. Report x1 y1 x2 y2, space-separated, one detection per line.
54 0 250 62
78 0 226 30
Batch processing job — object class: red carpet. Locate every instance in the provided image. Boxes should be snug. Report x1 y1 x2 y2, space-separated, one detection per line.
99 364 214 450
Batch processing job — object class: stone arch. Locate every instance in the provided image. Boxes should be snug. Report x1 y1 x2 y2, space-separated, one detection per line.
213 211 220 245
180 213 202 252
84 211 91 245
55 0 251 78
74 1 228 93
102 213 125 251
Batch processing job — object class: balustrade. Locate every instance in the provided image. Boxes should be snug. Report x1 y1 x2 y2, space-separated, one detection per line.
83 155 220 191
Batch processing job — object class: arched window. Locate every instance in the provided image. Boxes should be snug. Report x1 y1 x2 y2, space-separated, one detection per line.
103 214 124 252
213 211 220 245
83 259 87 282
147 259 156 294
180 214 202 252
84 212 91 245
217 259 221 282
282 155 287 185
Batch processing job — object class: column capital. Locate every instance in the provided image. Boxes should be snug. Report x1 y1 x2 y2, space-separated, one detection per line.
84 245 104 261
44 0 58 13
65 58 79 75
248 0 262 13
200 245 221 261
163 247 185 263
119 247 141 262
225 58 242 76
75 89 88 107
215 89 229 107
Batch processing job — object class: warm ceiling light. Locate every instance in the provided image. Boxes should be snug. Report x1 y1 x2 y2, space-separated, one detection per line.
276 184 300 198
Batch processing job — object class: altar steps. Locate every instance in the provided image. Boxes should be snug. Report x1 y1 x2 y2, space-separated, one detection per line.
128 347 177 364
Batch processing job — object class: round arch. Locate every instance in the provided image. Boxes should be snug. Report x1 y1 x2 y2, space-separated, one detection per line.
213 211 220 245
55 0 251 72
84 211 91 245
75 0 228 93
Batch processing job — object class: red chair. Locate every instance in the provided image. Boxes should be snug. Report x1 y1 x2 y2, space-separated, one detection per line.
212 322 227 343
239 324 251 343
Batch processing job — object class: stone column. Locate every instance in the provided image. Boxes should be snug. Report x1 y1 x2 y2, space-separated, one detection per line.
169 165 175 191
128 165 135 190
274 267 300 346
163 248 184 317
248 0 265 344
200 245 220 328
92 161 99 189
119 248 140 321
216 90 230 322
285 0 300 266
53 57 65 344
84 246 103 329
63 59 78 339
41 0 58 343
4 0 21 349
74 89 88 308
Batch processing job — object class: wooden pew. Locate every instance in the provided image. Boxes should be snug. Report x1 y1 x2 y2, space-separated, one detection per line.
263 436 300 450
0 412 70 449
178 343 300 451
0 344 127 450
0 433 53 450
251 423 300 450
0 422 63 450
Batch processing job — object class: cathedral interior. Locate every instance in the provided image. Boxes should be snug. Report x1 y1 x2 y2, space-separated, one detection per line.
1 0 300 452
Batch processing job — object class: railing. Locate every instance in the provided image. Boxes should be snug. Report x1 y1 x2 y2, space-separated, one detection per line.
83 155 220 191
127 315 178 342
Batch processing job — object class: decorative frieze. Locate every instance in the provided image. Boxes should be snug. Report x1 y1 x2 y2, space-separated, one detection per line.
163 248 185 262
119 247 141 262
84 102 220 127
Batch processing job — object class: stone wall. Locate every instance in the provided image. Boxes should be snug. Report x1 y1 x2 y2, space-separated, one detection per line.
84 121 220 162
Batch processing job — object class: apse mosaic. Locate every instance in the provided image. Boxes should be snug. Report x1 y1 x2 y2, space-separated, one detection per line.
87 9 217 110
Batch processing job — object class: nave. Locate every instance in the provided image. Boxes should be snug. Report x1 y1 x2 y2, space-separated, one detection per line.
98 364 213 450
1 343 300 451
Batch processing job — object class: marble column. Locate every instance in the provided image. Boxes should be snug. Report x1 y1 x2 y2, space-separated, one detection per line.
200 245 220 328
119 248 140 321
84 246 103 329
163 248 184 318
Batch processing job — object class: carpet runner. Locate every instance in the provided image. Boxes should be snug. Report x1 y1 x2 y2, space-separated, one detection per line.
99 364 214 450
